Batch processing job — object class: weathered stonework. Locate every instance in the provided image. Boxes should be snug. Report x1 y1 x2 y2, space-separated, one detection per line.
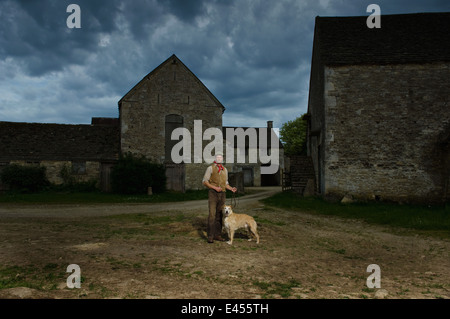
307 14 450 204
322 63 449 203
9 160 100 186
119 55 224 190
0 120 119 192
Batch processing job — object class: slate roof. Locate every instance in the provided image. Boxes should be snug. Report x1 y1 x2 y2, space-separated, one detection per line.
0 121 120 162
313 12 450 66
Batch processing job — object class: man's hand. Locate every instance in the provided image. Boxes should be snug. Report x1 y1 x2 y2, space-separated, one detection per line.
215 186 222 192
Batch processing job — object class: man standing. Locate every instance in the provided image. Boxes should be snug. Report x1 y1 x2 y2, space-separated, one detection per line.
202 153 237 243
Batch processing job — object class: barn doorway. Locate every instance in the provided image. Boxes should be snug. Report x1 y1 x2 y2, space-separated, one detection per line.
165 163 185 192
165 114 185 192
260 164 280 186
100 162 114 193
242 167 253 187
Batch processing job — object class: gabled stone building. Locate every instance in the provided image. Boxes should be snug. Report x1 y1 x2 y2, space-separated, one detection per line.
307 12 450 203
119 54 225 191
0 54 284 192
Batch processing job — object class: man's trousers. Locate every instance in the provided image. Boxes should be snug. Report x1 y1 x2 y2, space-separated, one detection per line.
207 189 226 239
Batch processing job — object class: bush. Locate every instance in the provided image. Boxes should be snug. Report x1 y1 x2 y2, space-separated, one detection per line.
56 164 98 193
111 153 166 194
1 164 50 193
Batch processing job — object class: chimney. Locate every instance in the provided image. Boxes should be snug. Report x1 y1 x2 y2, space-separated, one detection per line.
267 121 273 129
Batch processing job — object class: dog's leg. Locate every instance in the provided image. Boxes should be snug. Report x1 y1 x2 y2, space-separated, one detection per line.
244 223 252 241
250 222 260 244
226 227 231 242
254 231 260 244
227 229 234 245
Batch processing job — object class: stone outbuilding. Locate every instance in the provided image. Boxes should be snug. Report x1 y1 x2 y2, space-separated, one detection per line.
0 118 119 192
307 12 450 203
119 54 225 192
0 54 284 192
223 120 285 187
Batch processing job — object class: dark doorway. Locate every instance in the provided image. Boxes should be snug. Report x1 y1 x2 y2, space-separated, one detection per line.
100 162 114 193
165 163 185 192
165 114 185 192
242 167 253 187
260 164 280 186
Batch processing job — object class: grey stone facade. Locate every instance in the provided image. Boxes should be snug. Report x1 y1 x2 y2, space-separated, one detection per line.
0 119 119 191
119 55 225 191
307 13 450 203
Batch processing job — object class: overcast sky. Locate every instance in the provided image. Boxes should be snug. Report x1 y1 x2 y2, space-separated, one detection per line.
0 0 448 129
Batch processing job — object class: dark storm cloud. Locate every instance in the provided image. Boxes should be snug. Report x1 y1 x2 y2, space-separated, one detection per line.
156 0 207 22
0 0 119 75
0 0 449 127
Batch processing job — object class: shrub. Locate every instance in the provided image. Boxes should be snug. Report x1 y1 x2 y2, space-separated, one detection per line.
110 153 166 194
56 164 98 192
1 164 50 193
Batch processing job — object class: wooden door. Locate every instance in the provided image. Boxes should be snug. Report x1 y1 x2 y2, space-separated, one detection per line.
100 162 114 193
165 163 185 192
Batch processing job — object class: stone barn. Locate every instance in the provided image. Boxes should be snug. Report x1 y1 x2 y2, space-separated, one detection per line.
119 54 284 191
307 12 450 204
0 54 284 192
0 118 119 192
118 54 225 191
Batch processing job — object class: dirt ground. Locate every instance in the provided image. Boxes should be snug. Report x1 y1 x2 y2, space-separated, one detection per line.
0 187 449 299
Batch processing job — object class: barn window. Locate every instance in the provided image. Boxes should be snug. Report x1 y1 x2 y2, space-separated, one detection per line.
72 161 86 175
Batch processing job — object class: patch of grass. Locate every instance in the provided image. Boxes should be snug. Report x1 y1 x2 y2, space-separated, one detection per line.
262 192 450 237
0 264 66 290
253 215 286 226
106 257 133 270
108 227 156 239
253 279 301 298
314 237 347 255
330 248 346 255
150 260 191 278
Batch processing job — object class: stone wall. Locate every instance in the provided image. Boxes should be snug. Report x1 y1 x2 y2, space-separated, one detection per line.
323 62 450 203
8 160 101 186
119 56 224 190
185 163 210 190
288 156 316 195
306 39 326 194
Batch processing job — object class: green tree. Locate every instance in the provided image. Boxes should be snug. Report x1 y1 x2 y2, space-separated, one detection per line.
279 114 308 156
0 164 49 193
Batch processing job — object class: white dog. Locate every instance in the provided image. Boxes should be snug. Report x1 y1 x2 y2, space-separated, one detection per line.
222 205 260 245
